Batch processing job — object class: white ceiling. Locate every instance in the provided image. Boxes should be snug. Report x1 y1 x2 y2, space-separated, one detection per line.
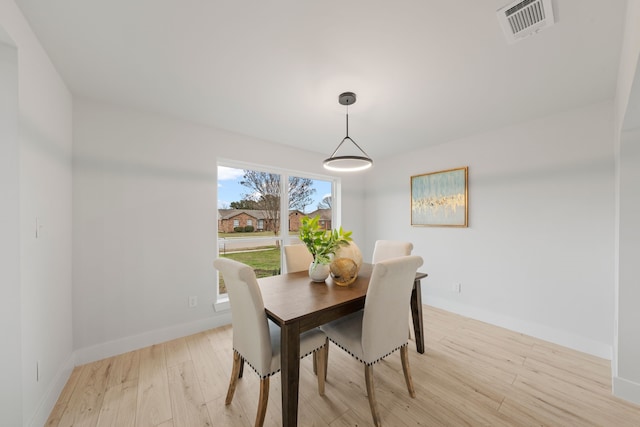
15 0 627 159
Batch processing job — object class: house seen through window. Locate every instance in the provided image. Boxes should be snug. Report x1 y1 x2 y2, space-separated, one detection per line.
217 164 335 296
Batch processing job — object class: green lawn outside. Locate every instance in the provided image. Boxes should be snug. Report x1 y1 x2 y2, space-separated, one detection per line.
218 248 281 294
221 248 281 270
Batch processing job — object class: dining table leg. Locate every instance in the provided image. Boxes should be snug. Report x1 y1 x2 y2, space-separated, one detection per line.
280 321 301 427
410 278 425 354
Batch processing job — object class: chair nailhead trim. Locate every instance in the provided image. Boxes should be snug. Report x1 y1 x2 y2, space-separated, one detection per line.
327 340 408 366
234 342 327 379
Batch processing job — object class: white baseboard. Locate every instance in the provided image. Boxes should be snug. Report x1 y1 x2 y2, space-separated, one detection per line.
27 353 75 427
613 376 640 405
426 296 613 360
75 313 232 365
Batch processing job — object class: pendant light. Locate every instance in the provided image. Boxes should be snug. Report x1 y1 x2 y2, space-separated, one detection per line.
323 92 373 172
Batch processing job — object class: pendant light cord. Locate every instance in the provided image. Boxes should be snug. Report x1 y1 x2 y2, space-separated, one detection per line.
345 104 349 138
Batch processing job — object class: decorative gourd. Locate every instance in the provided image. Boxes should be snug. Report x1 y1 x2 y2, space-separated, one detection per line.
330 258 359 286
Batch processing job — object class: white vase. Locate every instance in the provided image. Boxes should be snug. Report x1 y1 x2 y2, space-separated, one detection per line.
309 262 330 282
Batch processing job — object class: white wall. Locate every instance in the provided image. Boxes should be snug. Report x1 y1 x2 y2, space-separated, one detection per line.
618 125 640 403
364 102 615 358
72 98 366 363
615 0 640 130
0 2 74 426
0 38 22 427
614 0 640 404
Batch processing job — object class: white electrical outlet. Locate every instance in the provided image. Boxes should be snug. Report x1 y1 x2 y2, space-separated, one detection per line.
188 296 198 308
452 283 462 293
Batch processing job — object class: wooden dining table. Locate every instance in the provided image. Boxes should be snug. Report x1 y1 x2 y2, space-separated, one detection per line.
258 262 428 427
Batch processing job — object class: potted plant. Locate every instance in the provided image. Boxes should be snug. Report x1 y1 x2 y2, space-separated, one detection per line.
299 215 352 281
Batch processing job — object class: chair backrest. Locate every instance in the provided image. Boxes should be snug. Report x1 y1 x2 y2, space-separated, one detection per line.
213 258 272 375
284 244 313 273
371 240 413 264
362 255 424 362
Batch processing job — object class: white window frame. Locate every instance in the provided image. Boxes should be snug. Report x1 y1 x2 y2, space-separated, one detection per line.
214 159 340 310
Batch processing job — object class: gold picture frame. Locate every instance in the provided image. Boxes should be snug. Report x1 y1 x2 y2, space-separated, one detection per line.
411 167 468 227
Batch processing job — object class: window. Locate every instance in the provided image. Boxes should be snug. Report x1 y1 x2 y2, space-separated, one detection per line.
217 162 337 299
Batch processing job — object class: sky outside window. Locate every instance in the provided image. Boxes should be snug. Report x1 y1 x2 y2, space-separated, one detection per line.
218 166 332 212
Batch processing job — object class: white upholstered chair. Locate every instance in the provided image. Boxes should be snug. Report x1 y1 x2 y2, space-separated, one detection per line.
321 255 423 427
372 240 415 338
283 244 313 273
214 258 328 427
371 240 413 263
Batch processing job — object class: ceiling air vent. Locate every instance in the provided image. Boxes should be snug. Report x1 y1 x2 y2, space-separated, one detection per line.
497 0 555 44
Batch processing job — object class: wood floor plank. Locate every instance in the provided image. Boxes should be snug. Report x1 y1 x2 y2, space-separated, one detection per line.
528 342 611 387
164 337 191 368
167 360 213 426
514 368 639 426
204 324 232 353
186 332 230 403
297 353 350 425
57 357 114 427
46 305 640 426
428 337 521 384
498 396 586 427
458 322 536 357
135 344 172 427
321 356 384 424
327 409 363 427
206 395 251 427
523 355 610 394
45 365 84 426
106 349 140 389
443 331 527 369
97 380 138 427
408 350 507 411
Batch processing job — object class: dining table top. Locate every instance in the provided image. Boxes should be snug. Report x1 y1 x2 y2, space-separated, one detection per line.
258 263 427 330
258 262 373 328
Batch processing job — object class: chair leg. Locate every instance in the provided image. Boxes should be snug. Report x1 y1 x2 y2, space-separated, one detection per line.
255 377 269 427
324 338 329 382
364 365 382 427
315 344 327 396
225 352 242 405
239 356 245 378
313 352 317 375
400 345 416 398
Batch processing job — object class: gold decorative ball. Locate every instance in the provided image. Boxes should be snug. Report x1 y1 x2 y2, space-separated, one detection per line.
334 241 363 273
330 257 358 286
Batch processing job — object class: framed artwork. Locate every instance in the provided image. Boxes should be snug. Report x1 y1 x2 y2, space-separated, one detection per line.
411 167 468 227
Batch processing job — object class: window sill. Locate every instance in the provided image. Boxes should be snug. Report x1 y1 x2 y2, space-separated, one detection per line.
214 297 230 312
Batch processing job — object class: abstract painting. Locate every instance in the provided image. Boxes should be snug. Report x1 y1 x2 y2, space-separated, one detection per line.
411 167 468 227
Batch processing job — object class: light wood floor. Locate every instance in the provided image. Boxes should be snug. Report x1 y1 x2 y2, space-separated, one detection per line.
46 306 640 426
